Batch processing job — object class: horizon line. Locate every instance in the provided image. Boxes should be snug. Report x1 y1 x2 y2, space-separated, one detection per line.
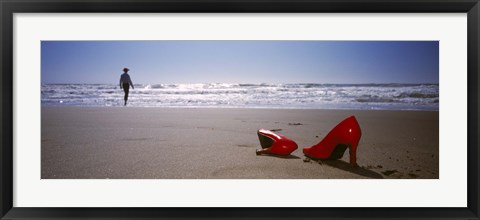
41 82 440 85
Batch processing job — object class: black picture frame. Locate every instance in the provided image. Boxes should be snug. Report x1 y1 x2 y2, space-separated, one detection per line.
1 0 479 219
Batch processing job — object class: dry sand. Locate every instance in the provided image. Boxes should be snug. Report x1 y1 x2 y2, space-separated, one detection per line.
41 107 438 179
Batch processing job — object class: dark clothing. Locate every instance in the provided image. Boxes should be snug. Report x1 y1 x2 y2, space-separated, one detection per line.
120 73 133 88
122 83 130 101
120 72 133 105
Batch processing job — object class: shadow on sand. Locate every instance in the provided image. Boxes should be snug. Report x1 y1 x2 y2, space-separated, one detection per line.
256 154 301 159
255 152 383 178
322 160 384 179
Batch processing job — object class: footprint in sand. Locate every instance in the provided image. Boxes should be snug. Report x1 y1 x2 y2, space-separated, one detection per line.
381 170 398 176
288 123 303 126
237 144 255 148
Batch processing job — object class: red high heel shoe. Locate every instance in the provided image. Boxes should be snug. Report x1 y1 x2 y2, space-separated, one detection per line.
256 129 298 156
303 116 361 166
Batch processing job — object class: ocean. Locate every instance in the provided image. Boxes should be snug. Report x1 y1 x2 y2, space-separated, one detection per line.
41 83 439 111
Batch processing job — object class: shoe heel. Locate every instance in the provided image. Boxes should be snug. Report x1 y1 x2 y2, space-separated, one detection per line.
349 139 359 166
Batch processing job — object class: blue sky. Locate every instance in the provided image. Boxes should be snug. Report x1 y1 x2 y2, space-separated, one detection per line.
41 41 439 84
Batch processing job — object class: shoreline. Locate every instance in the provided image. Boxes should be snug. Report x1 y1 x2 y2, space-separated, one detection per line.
41 107 439 179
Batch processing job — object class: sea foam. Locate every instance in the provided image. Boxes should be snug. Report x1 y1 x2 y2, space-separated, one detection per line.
41 83 439 110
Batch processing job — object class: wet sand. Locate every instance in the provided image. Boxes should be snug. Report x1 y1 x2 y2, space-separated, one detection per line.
41 107 439 179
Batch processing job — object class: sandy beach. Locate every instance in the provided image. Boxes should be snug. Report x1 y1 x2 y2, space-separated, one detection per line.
41 107 439 179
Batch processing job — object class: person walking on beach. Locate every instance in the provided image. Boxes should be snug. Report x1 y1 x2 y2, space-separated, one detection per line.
120 67 134 106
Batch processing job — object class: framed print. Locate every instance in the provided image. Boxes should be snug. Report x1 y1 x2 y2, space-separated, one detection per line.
1 0 479 219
